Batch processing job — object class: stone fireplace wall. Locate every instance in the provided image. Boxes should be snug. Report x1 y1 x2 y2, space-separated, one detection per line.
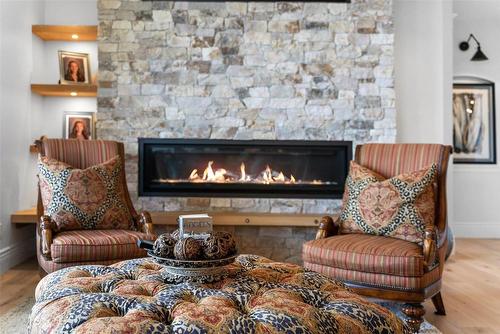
97 0 394 263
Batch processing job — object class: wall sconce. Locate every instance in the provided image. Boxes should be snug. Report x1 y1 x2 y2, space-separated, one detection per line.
459 34 488 61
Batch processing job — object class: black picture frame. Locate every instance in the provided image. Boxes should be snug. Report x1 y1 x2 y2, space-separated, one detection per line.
453 82 496 164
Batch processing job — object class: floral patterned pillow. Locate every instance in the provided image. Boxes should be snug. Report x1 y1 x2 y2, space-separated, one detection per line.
38 155 135 232
339 161 437 245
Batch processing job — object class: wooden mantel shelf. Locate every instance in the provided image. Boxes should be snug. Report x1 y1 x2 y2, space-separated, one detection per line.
11 208 326 227
150 211 324 227
32 25 97 41
31 84 97 97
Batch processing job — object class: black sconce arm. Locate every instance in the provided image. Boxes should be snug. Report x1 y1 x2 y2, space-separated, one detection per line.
466 34 481 47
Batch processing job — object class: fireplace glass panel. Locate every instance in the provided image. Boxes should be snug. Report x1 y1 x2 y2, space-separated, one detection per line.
139 139 351 198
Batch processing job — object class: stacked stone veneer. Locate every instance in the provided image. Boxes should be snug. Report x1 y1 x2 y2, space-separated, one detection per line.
97 0 394 263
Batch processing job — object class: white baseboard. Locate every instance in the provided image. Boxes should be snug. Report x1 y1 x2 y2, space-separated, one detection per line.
451 222 500 238
0 238 36 275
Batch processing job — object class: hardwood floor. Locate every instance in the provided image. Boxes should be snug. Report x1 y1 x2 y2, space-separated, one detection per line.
1 239 499 333
0 258 39 315
423 239 500 333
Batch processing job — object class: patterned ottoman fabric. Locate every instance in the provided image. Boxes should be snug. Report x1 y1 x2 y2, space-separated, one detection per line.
29 255 411 334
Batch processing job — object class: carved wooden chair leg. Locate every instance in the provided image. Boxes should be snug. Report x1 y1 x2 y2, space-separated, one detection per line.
431 292 446 315
401 303 425 333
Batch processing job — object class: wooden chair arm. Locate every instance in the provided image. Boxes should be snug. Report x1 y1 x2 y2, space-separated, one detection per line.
315 216 340 240
138 211 155 236
423 226 438 270
39 215 54 260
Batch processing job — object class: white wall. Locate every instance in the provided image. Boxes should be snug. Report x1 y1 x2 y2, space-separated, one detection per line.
452 0 500 237
38 0 98 139
394 0 454 144
395 0 500 238
44 0 97 25
394 0 455 236
0 0 97 274
0 0 44 274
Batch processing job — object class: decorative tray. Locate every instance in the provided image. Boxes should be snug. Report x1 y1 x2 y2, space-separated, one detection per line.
147 251 239 283
146 251 238 268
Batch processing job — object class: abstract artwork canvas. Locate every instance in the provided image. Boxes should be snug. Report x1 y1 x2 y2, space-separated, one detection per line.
453 83 496 164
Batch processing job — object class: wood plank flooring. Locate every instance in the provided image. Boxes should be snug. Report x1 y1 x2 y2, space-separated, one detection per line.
0 258 39 316
423 239 500 333
1 239 499 333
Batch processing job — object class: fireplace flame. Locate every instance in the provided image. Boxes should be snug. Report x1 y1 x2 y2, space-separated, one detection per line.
273 171 285 182
201 161 228 182
203 161 214 180
182 161 324 185
189 169 199 180
239 163 248 181
261 165 271 184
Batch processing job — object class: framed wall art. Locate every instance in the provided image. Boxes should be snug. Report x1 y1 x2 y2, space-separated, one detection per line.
63 111 96 140
58 51 91 85
453 82 496 164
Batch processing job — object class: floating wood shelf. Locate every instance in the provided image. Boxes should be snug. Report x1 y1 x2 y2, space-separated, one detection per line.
32 25 97 41
11 208 37 224
11 208 327 227
31 84 97 97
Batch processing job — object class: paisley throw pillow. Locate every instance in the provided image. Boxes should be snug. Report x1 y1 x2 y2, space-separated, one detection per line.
339 161 437 245
38 155 134 232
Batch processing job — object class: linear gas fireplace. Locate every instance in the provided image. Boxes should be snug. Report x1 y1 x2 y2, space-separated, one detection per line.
138 139 352 199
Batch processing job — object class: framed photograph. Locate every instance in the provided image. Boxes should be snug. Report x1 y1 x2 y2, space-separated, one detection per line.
453 83 496 164
58 51 91 85
63 112 96 140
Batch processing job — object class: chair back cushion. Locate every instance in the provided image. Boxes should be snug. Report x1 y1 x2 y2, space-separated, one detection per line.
339 161 436 244
41 139 121 169
356 144 446 178
38 155 135 232
355 143 451 234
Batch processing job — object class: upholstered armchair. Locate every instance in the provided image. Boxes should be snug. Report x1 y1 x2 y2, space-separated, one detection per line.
303 143 452 333
36 138 155 274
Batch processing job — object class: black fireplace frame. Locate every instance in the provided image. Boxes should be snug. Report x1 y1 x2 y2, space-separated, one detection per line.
138 138 352 199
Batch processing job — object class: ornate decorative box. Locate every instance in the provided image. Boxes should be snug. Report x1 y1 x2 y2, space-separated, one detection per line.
178 214 213 239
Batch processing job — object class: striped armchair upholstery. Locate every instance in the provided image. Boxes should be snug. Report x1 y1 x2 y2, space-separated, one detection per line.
41 139 123 170
36 139 155 274
303 143 452 332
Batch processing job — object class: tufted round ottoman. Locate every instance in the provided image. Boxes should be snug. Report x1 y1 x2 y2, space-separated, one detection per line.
29 255 410 333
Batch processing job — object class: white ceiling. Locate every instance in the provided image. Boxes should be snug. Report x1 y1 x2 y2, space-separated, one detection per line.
454 0 500 20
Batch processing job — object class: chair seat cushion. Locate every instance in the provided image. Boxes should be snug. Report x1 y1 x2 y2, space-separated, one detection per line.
303 260 440 291
51 230 156 263
303 234 425 277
